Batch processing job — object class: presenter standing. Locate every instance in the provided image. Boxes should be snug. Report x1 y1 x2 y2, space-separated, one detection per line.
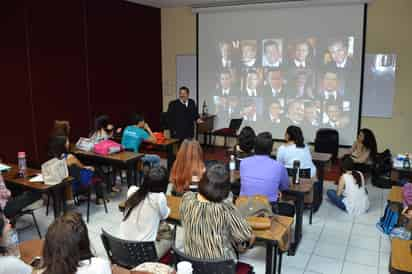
167 86 203 140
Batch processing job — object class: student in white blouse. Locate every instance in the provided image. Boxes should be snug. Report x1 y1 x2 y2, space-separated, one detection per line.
277 126 317 178
35 212 111 274
119 167 171 257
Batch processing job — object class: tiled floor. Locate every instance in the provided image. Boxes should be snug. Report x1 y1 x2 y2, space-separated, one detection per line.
18 179 392 274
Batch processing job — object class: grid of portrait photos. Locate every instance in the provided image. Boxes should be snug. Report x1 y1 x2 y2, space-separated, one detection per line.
211 37 357 137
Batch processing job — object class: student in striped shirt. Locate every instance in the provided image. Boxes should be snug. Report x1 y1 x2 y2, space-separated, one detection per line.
180 163 255 261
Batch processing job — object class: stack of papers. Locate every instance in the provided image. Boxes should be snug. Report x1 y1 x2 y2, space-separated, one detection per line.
0 163 11 172
29 174 43 182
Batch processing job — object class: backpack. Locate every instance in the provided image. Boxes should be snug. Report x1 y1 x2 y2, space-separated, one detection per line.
377 203 400 234
94 140 122 155
372 149 393 188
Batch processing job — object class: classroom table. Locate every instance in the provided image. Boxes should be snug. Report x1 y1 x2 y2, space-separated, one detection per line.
391 166 412 182
2 163 74 219
19 239 150 274
390 238 412 273
119 195 294 274
72 149 143 187
232 170 312 255
388 186 403 204
140 138 180 170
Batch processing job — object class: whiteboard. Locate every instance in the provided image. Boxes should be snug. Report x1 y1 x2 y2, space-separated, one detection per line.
362 54 397 118
176 55 197 103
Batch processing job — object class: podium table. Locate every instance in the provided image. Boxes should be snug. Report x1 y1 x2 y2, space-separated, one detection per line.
197 114 215 146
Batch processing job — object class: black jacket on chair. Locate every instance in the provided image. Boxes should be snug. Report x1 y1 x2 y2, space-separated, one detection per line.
167 98 199 140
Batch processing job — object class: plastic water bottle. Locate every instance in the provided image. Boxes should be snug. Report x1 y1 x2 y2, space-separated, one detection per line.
403 153 411 169
293 160 300 184
17 152 27 178
202 100 208 116
6 228 20 258
229 155 236 183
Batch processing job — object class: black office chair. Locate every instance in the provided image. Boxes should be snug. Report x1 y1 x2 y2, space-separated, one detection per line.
314 128 339 162
286 168 314 225
212 118 243 147
101 229 158 269
172 246 254 274
10 207 42 239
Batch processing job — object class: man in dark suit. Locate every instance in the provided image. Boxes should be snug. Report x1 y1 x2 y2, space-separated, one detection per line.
290 41 312 70
327 39 353 70
242 69 262 97
216 69 238 97
167 86 202 140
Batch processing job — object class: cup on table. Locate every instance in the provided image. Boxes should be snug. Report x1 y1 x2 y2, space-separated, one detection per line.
177 261 193 274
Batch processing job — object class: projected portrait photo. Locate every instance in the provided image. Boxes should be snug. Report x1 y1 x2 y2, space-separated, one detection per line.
215 69 239 97
318 72 347 101
264 69 286 104
262 39 283 68
287 38 316 70
218 41 236 68
265 99 284 125
240 40 258 67
322 102 351 129
212 95 240 123
286 99 305 125
324 37 355 70
303 100 321 127
240 97 262 122
242 68 263 97
287 70 315 99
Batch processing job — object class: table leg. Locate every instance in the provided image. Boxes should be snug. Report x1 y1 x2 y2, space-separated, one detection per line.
278 249 283 274
167 144 175 171
126 166 133 187
266 241 276 274
289 193 304 255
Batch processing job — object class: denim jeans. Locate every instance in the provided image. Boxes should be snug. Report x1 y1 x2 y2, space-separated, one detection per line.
326 189 346 211
142 154 161 167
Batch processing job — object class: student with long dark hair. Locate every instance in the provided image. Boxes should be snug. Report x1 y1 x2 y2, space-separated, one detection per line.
0 210 32 274
277 125 316 178
327 155 369 215
235 126 256 158
36 212 111 274
89 115 116 143
119 166 170 257
48 135 106 205
351 128 377 164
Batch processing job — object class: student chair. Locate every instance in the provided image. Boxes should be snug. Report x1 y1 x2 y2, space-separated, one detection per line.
172 246 254 274
212 118 243 147
101 229 158 269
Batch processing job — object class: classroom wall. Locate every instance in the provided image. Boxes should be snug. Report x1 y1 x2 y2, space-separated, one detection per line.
161 0 412 154
0 0 162 165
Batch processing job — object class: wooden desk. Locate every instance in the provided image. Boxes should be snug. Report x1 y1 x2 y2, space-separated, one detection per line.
72 149 143 186
231 169 312 254
391 166 412 182
391 238 412 273
197 114 215 146
120 195 293 274
19 239 147 274
388 186 403 204
141 138 180 170
3 164 74 219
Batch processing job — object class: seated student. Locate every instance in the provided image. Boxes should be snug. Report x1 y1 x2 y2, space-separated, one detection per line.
0 209 32 274
350 128 377 164
48 135 106 205
169 139 205 195
234 126 256 158
240 132 293 216
327 156 369 216
34 212 111 274
121 114 160 167
180 163 255 261
89 115 114 143
0 174 41 220
120 166 171 257
277 126 317 178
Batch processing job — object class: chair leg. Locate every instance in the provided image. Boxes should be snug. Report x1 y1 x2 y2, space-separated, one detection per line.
46 194 50 216
278 251 283 274
30 211 42 239
103 192 108 214
87 190 91 223
309 205 313 225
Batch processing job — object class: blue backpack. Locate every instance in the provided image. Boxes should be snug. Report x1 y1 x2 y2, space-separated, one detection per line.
377 203 400 234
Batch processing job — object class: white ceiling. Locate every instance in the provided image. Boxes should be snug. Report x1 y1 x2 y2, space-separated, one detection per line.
126 0 296 8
